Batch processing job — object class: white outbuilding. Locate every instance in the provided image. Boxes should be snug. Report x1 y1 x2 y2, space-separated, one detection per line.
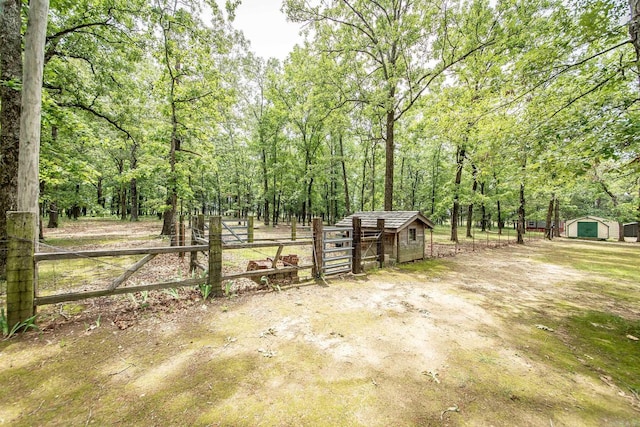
565 216 619 240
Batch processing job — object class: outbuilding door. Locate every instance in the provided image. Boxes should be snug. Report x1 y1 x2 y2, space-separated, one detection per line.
577 221 598 238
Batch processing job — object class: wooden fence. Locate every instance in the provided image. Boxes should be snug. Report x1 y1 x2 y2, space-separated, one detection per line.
7 213 513 325
4 213 317 324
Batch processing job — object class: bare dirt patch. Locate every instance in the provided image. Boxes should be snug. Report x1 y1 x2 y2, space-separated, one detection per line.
1 221 638 426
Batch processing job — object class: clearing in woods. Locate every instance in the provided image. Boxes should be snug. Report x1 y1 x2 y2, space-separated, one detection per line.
0 219 639 426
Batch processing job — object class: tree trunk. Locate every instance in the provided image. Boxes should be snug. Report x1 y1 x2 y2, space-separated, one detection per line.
130 178 138 221
339 134 351 215
544 195 554 240
431 144 442 216
97 176 105 208
466 165 478 238
497 199 503 235
480 182 486 231
554 198 560 237
0 0 23 276
47 202 58 228
261 147 270 225
629 0 640 86
517 183 525 244
384 110 395 211
450 147 465 242
17 0 49 220
130 141 139 221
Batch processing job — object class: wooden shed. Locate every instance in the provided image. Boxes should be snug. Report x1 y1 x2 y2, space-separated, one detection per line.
336 211 435 263
624 222 638 238
565 216 617 240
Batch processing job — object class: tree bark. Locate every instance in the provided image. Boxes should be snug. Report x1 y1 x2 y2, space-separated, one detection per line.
517 183 525 244
17 0 49 220
554 198 560 237
466 165 478 238
384 109 395 211
338 134 351 215
497 199 503 235
130 140 139 221
545 195 554 240
450 147 465 242
0 0 23 276
480 182 486 232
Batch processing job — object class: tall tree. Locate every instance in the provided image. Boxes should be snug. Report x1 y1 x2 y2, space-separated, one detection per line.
286 0 495 211
0 0 23 275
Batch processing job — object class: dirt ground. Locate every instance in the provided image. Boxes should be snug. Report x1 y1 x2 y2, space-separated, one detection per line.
1 220 639 426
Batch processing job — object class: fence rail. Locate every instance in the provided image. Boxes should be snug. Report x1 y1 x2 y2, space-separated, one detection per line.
5 213 530 324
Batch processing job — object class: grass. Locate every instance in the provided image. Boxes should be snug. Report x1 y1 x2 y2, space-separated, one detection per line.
2 220 639 425
535 239 640 282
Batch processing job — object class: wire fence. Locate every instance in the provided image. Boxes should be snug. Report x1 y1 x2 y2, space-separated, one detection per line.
1 219 544 307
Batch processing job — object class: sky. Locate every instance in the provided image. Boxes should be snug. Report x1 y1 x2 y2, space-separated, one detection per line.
231 0 304 61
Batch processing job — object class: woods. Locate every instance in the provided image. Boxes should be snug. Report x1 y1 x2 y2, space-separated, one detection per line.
2 0 640 276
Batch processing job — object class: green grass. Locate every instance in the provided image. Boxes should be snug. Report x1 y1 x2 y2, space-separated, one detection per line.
563 311 640 395
535 241 640 282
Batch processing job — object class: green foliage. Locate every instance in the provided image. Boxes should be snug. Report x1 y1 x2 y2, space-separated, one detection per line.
198 283 213 300
0 309 40 340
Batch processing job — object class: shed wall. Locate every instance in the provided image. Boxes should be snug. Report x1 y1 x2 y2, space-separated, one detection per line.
567 219 609 239
398 221 425 263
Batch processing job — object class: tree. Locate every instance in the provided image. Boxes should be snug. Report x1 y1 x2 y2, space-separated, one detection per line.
0 0 23 275
286 0 495 211
18 0 49 218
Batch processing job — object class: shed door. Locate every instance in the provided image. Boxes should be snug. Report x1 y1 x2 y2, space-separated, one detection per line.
577 221 598 238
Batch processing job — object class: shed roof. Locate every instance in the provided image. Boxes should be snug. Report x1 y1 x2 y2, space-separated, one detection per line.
335 211 434 231
566 216 612 227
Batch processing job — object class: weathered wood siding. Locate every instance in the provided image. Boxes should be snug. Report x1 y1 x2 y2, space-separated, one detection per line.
398 221 425 263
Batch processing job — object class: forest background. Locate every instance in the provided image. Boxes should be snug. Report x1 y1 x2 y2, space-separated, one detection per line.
1 0 640 276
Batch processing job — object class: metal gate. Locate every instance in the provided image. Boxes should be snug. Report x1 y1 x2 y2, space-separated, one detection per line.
222 220 248 243
322 226 352 275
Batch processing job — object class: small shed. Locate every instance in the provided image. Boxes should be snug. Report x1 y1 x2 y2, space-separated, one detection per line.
565 216 617 240
336 211 435 263
624 222 638 238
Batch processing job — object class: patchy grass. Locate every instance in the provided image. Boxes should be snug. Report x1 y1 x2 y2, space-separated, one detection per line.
2 221 639 425
535 240 640 282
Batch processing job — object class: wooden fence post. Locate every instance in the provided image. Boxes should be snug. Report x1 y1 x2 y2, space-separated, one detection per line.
6 212 36 326
291 216 297 241
312 217 323 278
247 215 254 243
189 216 197 272
352 216 362 274
377 218 385 268
179 215 185 258
208 216 222 294
197 214 205 238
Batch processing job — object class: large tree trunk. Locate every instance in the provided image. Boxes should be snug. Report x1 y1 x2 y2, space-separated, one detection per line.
450 147 465 242
0 0 23 276
130 141 139 221
544 195 554 240
466 165 478 238
384 109 395 211
17 0 49 221
517 183 526 244
630 0 640 85
554 198 560 237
